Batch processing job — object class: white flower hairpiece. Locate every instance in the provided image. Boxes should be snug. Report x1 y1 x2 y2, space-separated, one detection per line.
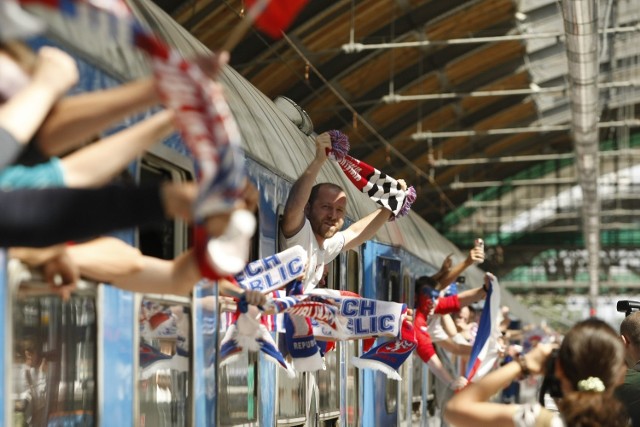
577 376 605 392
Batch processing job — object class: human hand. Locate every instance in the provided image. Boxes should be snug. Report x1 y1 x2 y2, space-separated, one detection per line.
397 178 407 191
42 250 78 301
403 308 414 323
315 132 332 161
467 246 485 265
243 289 267 307
523 343 556 375
32 47 78 99
448 376 468 390
237 180 259 213
193 50 229 80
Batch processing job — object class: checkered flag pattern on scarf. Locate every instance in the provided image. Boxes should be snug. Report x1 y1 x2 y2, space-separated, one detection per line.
327 130 416 219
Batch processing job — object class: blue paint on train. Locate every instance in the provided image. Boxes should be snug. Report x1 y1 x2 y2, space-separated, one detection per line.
0 250 6 427
100 287 135 427
193 282 219 427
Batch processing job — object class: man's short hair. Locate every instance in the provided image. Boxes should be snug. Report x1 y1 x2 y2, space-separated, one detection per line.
415 275 438 296
308 182 344 205
621 311 640 347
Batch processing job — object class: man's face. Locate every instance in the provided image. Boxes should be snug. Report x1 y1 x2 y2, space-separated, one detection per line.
306 186 346 240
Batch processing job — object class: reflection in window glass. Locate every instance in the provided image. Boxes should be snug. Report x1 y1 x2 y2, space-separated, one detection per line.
218 352 258 426
138 299 191 427
13 291 96 427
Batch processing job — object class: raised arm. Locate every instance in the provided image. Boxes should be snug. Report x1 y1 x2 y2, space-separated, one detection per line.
280 132 331 238
436 246 484 290
342 207 392 251
0 47 78 150
61 109 175 188
445 343 553 427
36 77 159 156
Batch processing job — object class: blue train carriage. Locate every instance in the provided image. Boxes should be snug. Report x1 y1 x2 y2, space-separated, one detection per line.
0 2 539 427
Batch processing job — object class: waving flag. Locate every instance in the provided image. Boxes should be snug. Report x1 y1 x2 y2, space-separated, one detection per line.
466 273 501 382
245 0 309 39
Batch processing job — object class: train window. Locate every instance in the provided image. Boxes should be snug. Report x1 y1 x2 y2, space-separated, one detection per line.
344 251 360 427
377 258 401 415
218 201 260 427
137 296 191 427
218 351 259 425
10 261 97 427
346 250 360 295
317 259 340 421
138 153 192 259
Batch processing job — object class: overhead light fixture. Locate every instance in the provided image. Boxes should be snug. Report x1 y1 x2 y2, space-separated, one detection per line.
515 12 527 21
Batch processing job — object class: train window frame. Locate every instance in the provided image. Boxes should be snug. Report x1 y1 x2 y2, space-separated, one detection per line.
274 203 308 425
134 147 195 427
217 196 260 427
138 148 193 258
134 293 192 427
8 259 99 427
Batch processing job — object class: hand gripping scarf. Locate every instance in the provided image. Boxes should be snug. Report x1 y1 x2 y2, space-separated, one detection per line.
327 130 416 220
218 246 308 375
307 289 416 380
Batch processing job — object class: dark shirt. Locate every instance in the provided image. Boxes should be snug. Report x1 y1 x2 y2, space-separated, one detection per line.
615 368 640 426
0 184 166 247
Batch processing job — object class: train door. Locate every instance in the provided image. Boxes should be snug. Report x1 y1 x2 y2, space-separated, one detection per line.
374 256 402 427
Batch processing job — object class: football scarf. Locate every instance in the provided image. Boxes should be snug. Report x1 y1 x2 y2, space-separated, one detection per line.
466 273 501 382
351 318 417 381
327 130 416 220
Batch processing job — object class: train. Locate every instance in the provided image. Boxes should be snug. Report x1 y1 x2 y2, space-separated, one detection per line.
0 1 537 426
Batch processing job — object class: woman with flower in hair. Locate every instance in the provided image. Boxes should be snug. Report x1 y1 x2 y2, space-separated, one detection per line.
445 318 629 427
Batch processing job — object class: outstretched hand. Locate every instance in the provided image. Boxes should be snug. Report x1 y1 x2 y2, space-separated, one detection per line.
467 246 484 265
42 250 78 301
193 51 230 80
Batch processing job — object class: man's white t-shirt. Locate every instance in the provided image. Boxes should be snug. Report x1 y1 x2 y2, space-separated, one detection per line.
280 218 345 293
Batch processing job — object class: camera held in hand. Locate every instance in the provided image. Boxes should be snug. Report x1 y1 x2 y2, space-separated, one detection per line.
538 348 562 405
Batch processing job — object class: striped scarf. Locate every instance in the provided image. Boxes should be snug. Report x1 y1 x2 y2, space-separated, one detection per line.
328 130 416 219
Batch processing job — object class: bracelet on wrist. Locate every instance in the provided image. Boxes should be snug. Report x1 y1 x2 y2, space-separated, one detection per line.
516 353 531 379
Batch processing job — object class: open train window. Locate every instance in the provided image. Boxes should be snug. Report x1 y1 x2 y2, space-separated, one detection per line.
138 152 192 259
9 261 97 427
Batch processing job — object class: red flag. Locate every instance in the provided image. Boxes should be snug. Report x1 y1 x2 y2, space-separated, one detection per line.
246 0 308 39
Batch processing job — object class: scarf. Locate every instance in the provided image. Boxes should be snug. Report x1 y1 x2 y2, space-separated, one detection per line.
351 318 417 381
327 130 416 220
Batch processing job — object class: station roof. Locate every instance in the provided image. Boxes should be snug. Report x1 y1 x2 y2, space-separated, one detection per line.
147 0 640 292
